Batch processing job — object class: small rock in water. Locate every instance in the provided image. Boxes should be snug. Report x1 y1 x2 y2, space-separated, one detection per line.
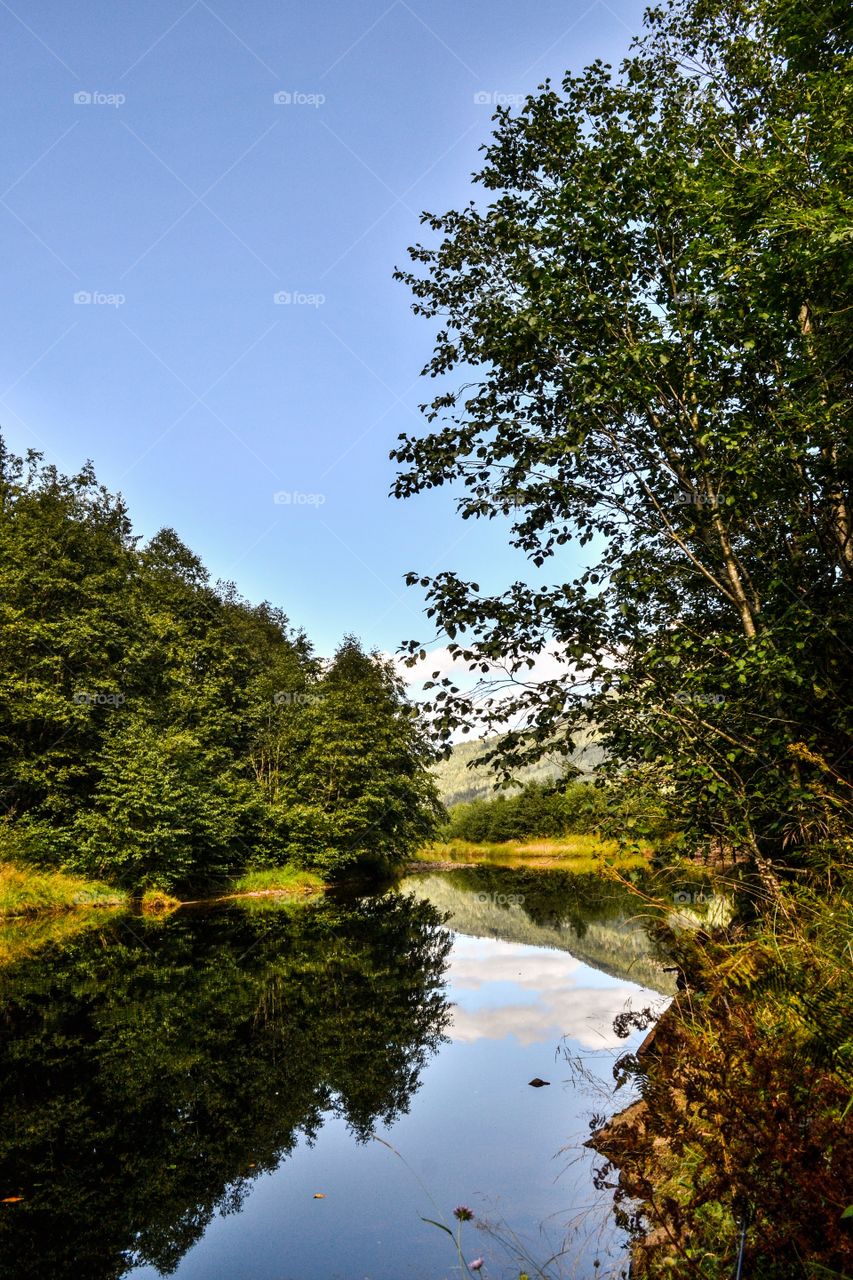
528 1077 550 1087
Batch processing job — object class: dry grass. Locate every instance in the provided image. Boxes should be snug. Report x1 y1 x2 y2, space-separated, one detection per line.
413 834 650 870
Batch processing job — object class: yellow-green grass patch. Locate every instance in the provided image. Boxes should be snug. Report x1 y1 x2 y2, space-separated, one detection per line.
413 835 650 870
0 862 128 918
230 867 326 897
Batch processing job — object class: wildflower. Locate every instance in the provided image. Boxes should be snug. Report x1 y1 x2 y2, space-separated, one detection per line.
453 1205 474 1221
468 1259 484 1272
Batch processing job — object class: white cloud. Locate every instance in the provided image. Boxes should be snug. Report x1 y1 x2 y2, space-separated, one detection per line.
391 641 575 688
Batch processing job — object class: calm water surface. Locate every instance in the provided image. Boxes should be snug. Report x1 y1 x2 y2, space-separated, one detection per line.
0 868 674 1280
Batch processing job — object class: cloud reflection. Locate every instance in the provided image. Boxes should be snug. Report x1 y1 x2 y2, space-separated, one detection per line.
449 936 664 1049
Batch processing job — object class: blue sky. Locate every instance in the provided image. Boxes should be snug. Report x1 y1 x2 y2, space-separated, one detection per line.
1 0 646 659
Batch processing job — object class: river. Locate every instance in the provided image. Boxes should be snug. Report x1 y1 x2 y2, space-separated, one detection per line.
0 867 675 1280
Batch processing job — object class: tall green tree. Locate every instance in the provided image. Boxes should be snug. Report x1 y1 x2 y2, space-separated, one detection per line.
392 0 853 873
0 445 136 829
274 638 444 873
72 721 248 889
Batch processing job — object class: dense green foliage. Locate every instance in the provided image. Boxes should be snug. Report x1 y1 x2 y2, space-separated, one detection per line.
0 891 452 1280
445 780 600 842
443 777 669 844
0 444 441 890
268 639 443 875
393 0 853 874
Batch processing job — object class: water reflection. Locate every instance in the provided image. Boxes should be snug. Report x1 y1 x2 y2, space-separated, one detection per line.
402 867 677 996
449 937 660 1049
0 867 679 1280
0 893 452 1280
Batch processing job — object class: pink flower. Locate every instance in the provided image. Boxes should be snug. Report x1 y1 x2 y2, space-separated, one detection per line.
453 1205 474 1222
468 1260 484 1272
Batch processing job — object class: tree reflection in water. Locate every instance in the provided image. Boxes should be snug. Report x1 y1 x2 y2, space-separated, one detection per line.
0 892 452 1280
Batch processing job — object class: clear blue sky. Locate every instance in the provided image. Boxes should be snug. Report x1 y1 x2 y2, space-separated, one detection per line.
1 0 646 658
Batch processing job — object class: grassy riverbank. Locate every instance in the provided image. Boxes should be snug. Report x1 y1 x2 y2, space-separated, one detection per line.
0 862 127 917
0 861 327 921
413 834 650 871
229 867 326 897
2 837 639 921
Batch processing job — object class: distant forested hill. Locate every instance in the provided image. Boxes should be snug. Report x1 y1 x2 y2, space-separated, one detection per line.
432 728 604 807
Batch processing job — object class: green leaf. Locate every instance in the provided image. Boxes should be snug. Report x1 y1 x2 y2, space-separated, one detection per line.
420 1217 456 1239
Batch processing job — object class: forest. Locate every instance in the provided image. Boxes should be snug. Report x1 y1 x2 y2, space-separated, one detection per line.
0 442 442 893
441 778 669 844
